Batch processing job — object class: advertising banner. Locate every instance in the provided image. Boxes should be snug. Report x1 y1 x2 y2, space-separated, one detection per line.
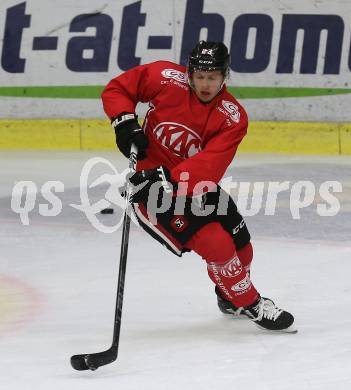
1 0 350 120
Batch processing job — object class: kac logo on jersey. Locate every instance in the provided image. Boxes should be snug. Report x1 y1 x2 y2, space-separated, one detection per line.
222 100 241 123
153 122 202 158
161 69 188 83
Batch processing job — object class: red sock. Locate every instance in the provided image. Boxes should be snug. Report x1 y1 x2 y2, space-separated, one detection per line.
207 255 258 307
237 242 253 273
186 223 258 307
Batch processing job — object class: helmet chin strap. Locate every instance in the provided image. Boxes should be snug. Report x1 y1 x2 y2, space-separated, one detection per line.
186 70 193 89
221 71 229 89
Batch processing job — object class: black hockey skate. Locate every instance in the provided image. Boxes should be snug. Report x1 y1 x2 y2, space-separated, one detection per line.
215 287 273 319
244 297 296 333
215 286 249 318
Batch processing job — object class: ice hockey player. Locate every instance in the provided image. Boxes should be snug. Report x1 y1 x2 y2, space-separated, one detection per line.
101 41 296 332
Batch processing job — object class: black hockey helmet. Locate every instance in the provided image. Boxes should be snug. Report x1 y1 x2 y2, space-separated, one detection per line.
188 41 230 77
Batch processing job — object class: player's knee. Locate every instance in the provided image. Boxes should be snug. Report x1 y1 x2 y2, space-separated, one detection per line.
237 242 253 269
188 222 236 264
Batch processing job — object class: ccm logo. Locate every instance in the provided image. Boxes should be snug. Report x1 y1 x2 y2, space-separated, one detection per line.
233 219 246 235
153 122 202 158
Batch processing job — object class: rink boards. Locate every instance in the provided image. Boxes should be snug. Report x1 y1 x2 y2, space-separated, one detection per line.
0 119 350 154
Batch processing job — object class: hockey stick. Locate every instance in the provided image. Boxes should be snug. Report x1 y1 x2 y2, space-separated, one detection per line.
70 144 137 371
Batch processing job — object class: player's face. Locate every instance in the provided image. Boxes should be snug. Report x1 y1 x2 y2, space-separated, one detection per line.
191 70 224 103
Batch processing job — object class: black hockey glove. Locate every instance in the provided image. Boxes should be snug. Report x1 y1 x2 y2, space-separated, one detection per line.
128 166 175 203
111 112 148 160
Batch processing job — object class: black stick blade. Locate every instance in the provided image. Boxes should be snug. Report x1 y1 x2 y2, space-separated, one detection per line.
71 347 118 371
70 354 91 371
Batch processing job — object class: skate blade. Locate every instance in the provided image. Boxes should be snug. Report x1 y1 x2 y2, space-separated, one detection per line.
255 324 298 334
221 312 248 319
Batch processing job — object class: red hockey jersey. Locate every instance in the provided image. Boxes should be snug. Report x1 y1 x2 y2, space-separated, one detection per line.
101 61 248 195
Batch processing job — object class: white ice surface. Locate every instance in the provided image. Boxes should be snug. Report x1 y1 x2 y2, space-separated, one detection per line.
1 152 350 390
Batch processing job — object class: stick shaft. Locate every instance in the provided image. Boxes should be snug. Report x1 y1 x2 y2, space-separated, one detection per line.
70 146 138 370
111 144 137 349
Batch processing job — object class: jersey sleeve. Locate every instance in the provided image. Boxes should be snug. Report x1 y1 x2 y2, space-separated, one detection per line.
101 62 164 119
170 118 248 196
